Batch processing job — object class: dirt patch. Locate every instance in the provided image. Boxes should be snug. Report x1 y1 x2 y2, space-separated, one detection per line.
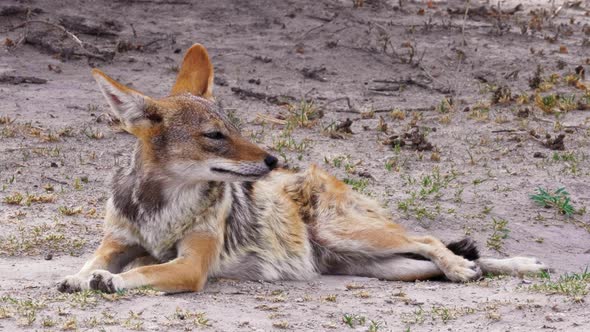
1 0 590 330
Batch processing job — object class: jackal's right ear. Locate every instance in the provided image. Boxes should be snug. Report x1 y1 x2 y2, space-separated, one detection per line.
92 69 155 133
170 43 214 98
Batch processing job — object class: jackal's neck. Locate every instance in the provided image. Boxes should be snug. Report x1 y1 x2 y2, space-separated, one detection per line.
110 143 225 223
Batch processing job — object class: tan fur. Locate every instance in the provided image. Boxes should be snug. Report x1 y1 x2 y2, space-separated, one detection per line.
57 43 548 294
170 44 214 98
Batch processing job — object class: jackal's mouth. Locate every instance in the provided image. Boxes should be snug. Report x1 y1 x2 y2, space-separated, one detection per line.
210 167 270 178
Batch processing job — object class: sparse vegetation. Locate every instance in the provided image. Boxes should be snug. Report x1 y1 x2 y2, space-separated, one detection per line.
529 269 590 302
58 206 83 216
3 192 24 205
342 313 366 328
286 99 321 129
83 127 104 139
0 116 15 125
402 305 477 326
343 177 369 192
0 222 87 256
173 307 210 327
486 217 510 251
396 168 457 221
530 187 575 216
324 294 337 302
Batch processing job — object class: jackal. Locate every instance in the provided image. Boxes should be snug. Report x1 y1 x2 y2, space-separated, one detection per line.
57 44 547 294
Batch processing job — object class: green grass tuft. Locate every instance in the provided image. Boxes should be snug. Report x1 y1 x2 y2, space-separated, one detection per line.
530 187 575 216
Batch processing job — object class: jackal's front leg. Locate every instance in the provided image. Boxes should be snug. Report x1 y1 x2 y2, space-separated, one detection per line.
88 232 218 293
57 234 145 293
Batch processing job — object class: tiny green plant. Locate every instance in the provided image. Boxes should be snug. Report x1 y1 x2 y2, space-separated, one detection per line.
0 116 15 125
342 314 355 328
530 187 575 216
73 178 83 190
368 320 382 332
342 314 366 328
486 217 510 251
324 294 337 302
343 178 369 192
436 97 452 113
287 99 321 129
529 268 590 302
58 206 83 216
3 192 24 205
226 109 242 130
83 127 104 139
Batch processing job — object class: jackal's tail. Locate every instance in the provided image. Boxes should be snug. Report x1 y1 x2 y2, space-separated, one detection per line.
446 237 480 261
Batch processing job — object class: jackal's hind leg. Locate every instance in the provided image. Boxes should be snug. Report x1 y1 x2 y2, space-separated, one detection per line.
320 225 481 282
336 256 444 281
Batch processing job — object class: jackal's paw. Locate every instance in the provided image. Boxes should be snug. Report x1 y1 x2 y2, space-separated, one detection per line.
89 270 124 294
57 275 88 293
445 258 482 282
509 257 550 275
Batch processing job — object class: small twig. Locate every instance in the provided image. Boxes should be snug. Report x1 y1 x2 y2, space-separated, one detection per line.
551 5 563 19
532 115 586 130
368 90 397 96
256 113 287 125
318 97 358 112
461 0 471 46
43 176 68 185
143 38 169 49
10 20 81 44
302 20 333 38
129 22 137 38
372 78 453 94
301 13 338 39
0 75 47 84
306 14 336 23
374 106 435 113
491 129 524 133
119 0 190 3
230 87 296 106
339 45 400 67
369 85 401 92
334 106 435 114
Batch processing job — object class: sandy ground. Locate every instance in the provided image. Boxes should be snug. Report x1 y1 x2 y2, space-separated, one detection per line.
1 0 590 330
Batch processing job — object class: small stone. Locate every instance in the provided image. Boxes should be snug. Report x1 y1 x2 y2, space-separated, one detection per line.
50 162 58 168
214 76 228 86
44 253 53 260
533 152 546 158
517 108 529 118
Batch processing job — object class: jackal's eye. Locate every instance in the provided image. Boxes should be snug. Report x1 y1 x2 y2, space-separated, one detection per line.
203 131 225 140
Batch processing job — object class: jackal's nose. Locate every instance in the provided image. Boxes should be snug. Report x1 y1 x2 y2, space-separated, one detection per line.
264 155 278 170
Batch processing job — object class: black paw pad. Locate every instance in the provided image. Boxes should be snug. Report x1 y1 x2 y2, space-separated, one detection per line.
57 280 78 293
89 273 116 293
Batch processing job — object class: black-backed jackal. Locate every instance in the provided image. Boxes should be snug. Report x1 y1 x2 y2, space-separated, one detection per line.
58 44 547 294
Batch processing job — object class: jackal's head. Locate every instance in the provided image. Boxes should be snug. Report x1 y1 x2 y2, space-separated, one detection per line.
93 44 278 182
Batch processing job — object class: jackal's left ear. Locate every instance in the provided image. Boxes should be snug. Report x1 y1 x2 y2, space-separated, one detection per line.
170 43 214 99
92 69 155 133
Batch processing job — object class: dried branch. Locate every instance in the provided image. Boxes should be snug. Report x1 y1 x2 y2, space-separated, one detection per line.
9 20 108 61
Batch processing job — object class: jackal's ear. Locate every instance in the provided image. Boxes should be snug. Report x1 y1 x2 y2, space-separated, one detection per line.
170 43 214 98
92 69 155 132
